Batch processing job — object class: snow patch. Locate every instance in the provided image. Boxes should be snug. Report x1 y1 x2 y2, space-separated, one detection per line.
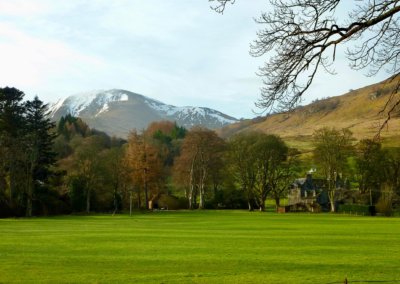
145 100 237 125
96 103 109 117
50 90 130 117
49 97 66 116
208 112 237 124
63 90 100 116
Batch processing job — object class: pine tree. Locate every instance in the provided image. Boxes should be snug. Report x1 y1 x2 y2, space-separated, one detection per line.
23 96 57 216
0 87 26 209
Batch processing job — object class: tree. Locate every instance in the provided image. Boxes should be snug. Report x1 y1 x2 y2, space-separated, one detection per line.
70 136 104 213
23 96 56 216
145 121 186 168
174 127 225 209
252 133 288 211
227 132 259 211
210 0 400 126
228 132 290 211
126 130 164 210
101 147 129 214
355 139 387 205
0 87 26 208
270 148 301 208
313 127 353 212
386 148 400 195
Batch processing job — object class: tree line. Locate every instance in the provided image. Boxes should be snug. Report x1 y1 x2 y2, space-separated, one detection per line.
1 87 400 217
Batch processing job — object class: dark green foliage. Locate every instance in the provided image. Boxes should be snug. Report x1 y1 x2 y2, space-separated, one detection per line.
356 139 387 195
33 185 70 216
24 97 57 181
0 89 60 217
156 194 188 210
0 87 26 212
57 114 90 140
228 132 290 211
170 124 186 140
211 188 248 209
386 148 400 195
0 87 25 137
337 204 375 216
68 175 87 212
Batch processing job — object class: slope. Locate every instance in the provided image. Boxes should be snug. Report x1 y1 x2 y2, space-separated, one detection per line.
218 77 400 151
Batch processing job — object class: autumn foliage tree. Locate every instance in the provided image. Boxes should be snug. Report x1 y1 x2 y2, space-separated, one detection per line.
126 130 164 209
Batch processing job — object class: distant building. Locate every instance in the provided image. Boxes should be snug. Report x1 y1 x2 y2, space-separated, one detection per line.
288 173 329 212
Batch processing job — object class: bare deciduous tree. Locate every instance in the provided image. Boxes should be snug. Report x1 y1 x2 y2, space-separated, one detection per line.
174 127 225 209
210 0 400 128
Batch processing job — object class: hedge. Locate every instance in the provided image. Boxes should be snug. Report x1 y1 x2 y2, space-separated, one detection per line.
337 204 375 216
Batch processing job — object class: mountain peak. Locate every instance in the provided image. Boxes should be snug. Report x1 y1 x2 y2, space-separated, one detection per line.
50 89 238 137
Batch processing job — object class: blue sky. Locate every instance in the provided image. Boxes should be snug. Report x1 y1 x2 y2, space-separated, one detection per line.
0 0 389 119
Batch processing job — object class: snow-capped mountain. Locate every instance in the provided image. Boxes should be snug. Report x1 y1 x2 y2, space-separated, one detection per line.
50 89 238 137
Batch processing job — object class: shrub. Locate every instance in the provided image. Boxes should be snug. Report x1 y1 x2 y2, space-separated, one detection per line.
337 204 375 216
158 194 188 210
375 198 393 216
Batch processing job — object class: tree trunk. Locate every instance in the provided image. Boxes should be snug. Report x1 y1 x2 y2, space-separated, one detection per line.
246 189 253 211
26 192 32 217
113 185 118 215
26 157 35 217
247 201 253 211
198 168 207 209
274 196 280 208
86 188 91 213
188 178 195 210
188 192 193 209
129 190 133 216
136 186 141 209
143 169 149 210
330 197 335 212
328 186 335 212
26 177 33 217
199 186 204 209
188 156 196 210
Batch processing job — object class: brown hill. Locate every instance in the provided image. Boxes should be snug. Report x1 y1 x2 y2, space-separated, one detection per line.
218 77 400 151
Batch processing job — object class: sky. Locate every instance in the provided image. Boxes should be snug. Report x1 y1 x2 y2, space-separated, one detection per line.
0 0 390 119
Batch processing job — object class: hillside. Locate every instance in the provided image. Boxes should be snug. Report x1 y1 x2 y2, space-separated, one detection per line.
218 77 400 151
50 89 238 138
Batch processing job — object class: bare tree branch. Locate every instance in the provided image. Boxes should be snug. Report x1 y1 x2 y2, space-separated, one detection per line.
209 0 236 14
250 0 400 112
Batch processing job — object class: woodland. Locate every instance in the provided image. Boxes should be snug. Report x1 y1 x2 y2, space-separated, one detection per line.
1 87 399 217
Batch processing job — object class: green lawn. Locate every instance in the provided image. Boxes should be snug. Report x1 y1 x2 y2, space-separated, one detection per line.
1 211 400 283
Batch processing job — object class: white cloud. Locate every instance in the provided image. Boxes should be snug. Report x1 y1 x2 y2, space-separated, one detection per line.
0 22 105 95
0 0 50 17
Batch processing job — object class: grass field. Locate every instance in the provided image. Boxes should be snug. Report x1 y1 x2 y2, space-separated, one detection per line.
1 211 400 283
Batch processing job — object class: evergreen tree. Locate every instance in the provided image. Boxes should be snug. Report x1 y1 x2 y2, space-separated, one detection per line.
23 96 57 216
0 87 26 210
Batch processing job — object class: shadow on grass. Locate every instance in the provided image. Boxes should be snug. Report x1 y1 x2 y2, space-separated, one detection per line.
327 281 400 284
